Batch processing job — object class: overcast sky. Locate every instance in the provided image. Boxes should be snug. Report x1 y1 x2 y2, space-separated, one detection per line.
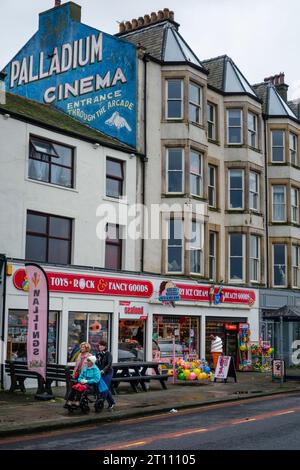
1 0 299 100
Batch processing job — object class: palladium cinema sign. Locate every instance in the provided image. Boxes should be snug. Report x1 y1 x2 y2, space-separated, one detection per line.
2 2 137 147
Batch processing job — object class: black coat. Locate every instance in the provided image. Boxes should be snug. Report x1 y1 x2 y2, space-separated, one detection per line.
96 350 113 375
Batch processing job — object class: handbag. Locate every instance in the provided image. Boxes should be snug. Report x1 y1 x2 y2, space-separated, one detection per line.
98 376 109 393
73 370 79 379
72 383 88 392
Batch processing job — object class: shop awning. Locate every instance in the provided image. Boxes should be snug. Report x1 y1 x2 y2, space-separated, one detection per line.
263 305 300 321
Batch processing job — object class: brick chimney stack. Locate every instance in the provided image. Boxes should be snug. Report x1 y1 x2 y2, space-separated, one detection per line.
264 72 289 102
55 0 62 7
118 8 176 34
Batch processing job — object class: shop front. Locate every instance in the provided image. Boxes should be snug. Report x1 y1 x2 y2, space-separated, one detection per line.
2 263 154 388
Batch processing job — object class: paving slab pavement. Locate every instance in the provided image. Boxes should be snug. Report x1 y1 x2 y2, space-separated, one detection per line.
1 372 300 437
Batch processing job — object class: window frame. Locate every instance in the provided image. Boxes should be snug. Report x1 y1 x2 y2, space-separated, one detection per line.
26 210 72 265
189 220 203 275
227 108 242 145
272 185 286 222
248 112 258 148
207 102 217 140
106 157 124 199
189 81 202 125
249 171 260 212
250 235 260 283
208 165 217 208
273 243 287 288
229 233 245 283
105 224 122 270
291 187 299 224
189 150 203 197
167 218 184 274
166 148 184 194
271 130 285 163
290 133 298 166
166 79 184 120
228 168 244 210
292 245 300 288
28 135 74 189
209 231 217 281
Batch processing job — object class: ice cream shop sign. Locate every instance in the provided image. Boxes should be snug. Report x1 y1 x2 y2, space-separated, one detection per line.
2 2 137 147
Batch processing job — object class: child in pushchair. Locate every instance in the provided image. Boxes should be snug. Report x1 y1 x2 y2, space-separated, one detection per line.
64 356 106 414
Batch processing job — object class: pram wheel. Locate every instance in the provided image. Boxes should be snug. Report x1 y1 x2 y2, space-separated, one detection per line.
94 399 104 413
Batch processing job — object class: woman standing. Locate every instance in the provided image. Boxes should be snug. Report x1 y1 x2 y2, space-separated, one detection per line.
72 342 91 379
96 340 116 410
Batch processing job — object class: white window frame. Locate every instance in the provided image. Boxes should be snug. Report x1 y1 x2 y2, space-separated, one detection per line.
166 148 184 194
248 112 257 148
209 231 217 281
189 82 202 124
291 187 299 224
166 79 183 120
250 235 260 283
228 169 244 210
290 133 298 166
292 245 300 288
167 219 184 274
271 130 285 163
190 150 202 197
208 165 216 208
249 171 259 212
229 233 245 283
227 109 242 145
207 102 216 140
273 244 287 288
189 220 203 275
272 185 286 222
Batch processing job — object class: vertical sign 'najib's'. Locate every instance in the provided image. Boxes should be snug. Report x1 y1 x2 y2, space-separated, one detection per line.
26 264 49 381
2 2 137 148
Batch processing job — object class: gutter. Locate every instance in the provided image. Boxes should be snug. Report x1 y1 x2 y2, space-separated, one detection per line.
141 53 150 273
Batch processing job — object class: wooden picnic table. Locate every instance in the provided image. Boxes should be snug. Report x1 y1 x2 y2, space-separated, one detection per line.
112 361 168 393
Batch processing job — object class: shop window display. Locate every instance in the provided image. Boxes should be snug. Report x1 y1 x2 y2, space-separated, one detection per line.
152 315 199 359
7 310 58 363
68 312 110 361
118 320 145 361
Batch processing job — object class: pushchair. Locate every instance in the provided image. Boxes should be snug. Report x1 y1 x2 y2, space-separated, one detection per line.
66 383 105 414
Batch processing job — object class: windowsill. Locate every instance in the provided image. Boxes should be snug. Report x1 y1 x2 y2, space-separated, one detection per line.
272 285 288 289
208 206 221 213
225 144 245 148
208 138 220 146
166 272 184 276
247 146 262 154
163 118 185 123
189 194 207 202
162 193 185 198
102 196 129 205
229 280 246 285
26 177 78 193
269 162 287 165
291 164 300 170
249 210 263 217
270 221 288 225
189 121 205 130
226 209 246 214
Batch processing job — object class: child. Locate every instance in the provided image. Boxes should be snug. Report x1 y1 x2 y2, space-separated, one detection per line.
65 355 100 408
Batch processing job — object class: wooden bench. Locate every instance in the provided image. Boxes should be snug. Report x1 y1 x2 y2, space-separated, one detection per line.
5 361 74 400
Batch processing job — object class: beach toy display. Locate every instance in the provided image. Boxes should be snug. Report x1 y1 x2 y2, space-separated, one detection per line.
175 358 213 382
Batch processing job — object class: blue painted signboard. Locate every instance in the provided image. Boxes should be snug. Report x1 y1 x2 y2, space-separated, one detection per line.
2 3 137 147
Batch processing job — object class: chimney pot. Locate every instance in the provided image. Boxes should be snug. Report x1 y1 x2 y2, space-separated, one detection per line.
169 10 175 21
137 16 144 27
150 12 158 22
144 14 151 25
131 18 138 29
119 22 126 33
163 8 170 19
55 0 61 7
125 21 132 31
157 10 164 20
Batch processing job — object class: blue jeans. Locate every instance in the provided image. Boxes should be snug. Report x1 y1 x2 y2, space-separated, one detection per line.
102 372 115 406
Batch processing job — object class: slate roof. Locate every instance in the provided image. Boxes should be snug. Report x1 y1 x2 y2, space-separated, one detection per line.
119 21 207 73
0 92 136 152
202 55 258 99
253 82 298 120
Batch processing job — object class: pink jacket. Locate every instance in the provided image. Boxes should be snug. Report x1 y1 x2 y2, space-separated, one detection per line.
73 352 91 377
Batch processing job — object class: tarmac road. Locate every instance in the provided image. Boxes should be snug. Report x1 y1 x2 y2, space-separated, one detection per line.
1 393 300 450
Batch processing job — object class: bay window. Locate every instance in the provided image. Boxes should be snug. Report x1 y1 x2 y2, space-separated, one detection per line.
248 112 257 148
229 169 244 209
292 245 300 288
207 103 216 140
189 221 202 274
167 219 183 273
190 150 202 196
290 133 298 165
271 130 285 162
229 233 245 282
250 235 260 282
249 171 259 211
167 148 184 193
189 82 202 124
291 187 299 224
